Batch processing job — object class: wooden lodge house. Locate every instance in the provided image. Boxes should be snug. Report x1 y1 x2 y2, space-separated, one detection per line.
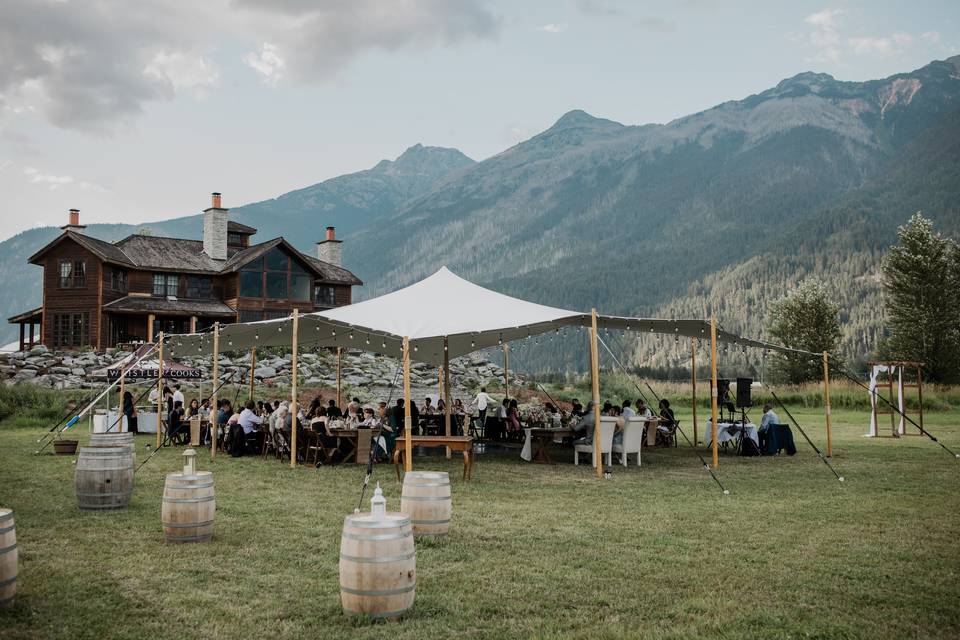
8 193 362 351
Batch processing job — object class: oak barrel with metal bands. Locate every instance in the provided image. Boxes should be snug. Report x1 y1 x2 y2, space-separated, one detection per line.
161 471 215 543
75 446 134 511
0 509 16 606
400 471 452 537
339 513 416 620
89 432 136 465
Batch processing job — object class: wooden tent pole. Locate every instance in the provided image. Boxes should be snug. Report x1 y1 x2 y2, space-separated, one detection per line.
336 347 342 409
590 309 602 478
290 310 299 469
118 358 126 433
211 322 220 461
403 337 412 473
444 336 451 459
249 347 256 402
503 344 510 400
822 351 832 457
710 317 719 469
156 333 164 449
690 337 698 446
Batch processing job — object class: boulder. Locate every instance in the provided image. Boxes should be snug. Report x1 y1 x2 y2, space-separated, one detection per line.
254 367 277 379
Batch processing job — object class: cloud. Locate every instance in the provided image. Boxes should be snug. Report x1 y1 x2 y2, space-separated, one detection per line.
0 0 221 134
921 31 941 44
800 8 922 63
234 0 501 84
23 167 109 193
0 0 499 131
539 23 567 34
244 43 287 84
575 0 675 32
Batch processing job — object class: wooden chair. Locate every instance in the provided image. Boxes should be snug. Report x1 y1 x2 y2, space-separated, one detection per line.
574 417 616 467
613 418 644 466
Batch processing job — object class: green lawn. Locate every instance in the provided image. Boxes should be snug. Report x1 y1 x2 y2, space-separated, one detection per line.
1 407 959 639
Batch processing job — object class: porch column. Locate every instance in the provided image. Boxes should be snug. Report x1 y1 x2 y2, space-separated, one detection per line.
147 314 156 343
190 316 197 334
19 323 24 352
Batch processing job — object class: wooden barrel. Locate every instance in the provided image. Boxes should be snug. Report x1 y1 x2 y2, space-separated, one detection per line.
161 471 215 543
339 513 416 620
400 471 451 537
0 509 16 607
89 432 136 465
75 446 134 511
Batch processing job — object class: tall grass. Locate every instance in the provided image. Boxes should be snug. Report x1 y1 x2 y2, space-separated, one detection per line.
537 372 960 412
0 386 85 427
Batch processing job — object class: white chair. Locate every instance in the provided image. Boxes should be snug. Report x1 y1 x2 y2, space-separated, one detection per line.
613 418 644 466
574 416 616 467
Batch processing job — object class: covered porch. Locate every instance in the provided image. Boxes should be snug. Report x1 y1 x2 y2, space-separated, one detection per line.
7 307 43 352
102 296 237 346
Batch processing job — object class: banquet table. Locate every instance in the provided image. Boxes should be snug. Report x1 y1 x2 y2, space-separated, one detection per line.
706 421 759 447
329 426 380 463
521 427 573 463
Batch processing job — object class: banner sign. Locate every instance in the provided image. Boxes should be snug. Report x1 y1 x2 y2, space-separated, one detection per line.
107 368 202 381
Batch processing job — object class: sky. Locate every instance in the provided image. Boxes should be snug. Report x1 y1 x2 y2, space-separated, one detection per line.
0 0 957 241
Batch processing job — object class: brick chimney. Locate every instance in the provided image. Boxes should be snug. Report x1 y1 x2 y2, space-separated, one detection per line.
61 209 87 234
203 192 228 261
316 226 342 267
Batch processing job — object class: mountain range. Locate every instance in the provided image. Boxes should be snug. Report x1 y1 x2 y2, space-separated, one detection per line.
2 55 959 371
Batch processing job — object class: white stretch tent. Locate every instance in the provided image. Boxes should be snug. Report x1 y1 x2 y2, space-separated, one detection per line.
164 267 810 362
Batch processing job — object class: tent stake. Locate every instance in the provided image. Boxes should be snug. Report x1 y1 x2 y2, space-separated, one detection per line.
156 332 164 449
403 337 412 474
710 317 719 469
691 337 698 447
590 309 602 478
822 351 832 457
211 322 220 462
291 310 299 469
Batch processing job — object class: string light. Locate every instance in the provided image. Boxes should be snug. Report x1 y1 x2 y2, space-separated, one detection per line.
349 332 354 340
331 330 337 337
470 340 475 348
381 340 386 349
365 336 370 345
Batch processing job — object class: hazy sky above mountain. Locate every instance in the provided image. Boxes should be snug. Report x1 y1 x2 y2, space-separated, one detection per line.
0 0 957 240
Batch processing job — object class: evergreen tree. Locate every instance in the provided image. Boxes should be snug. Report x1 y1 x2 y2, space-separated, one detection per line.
766 279 842 383
879 213 960 383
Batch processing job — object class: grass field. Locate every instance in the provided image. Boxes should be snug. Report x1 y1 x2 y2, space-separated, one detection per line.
1 405 959 639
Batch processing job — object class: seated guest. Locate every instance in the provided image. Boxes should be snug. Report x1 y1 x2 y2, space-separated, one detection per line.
635 399 654 419
609 405 626 444
409 400 420 433
758 403 779 449
572 401 597 442
436 398 446 414
188 398 201 418
231 400 263 457
391 398 406 433
570 399 584 418
359 407 379 427
306 397 322 419
656 399 677 445
452 398 465 415
602 400 613 414
422 397 435 415
327 399 342 418
621 400 635 420
310 406 328 430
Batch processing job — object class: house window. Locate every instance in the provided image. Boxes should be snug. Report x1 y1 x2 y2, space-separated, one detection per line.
109 268 127 293
185 276 213 299
315 284 336 307
228 232 246 246
58 259 86 289
153 274 179 297
239 249 312 301
52 312 90 348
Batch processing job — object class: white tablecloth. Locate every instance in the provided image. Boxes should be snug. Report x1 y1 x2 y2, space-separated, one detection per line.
706 421 759 447
520 428 570 461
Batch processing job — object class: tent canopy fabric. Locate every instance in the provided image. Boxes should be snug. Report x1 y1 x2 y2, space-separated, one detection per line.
164 267 814 364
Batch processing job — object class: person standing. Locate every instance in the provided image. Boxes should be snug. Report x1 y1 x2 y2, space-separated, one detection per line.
172 384 185 408
474 387 493 424
122 391 138 434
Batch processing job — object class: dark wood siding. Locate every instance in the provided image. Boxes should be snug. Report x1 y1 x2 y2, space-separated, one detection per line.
335 285 351 306
41 240 101 349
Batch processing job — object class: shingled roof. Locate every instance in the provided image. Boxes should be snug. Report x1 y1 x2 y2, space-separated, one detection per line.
103 296 237 316
28 230 362 285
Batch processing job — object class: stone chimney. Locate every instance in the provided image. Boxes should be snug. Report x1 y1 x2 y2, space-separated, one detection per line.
316 226 342 267
203 192 228 261
61 209 87 234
